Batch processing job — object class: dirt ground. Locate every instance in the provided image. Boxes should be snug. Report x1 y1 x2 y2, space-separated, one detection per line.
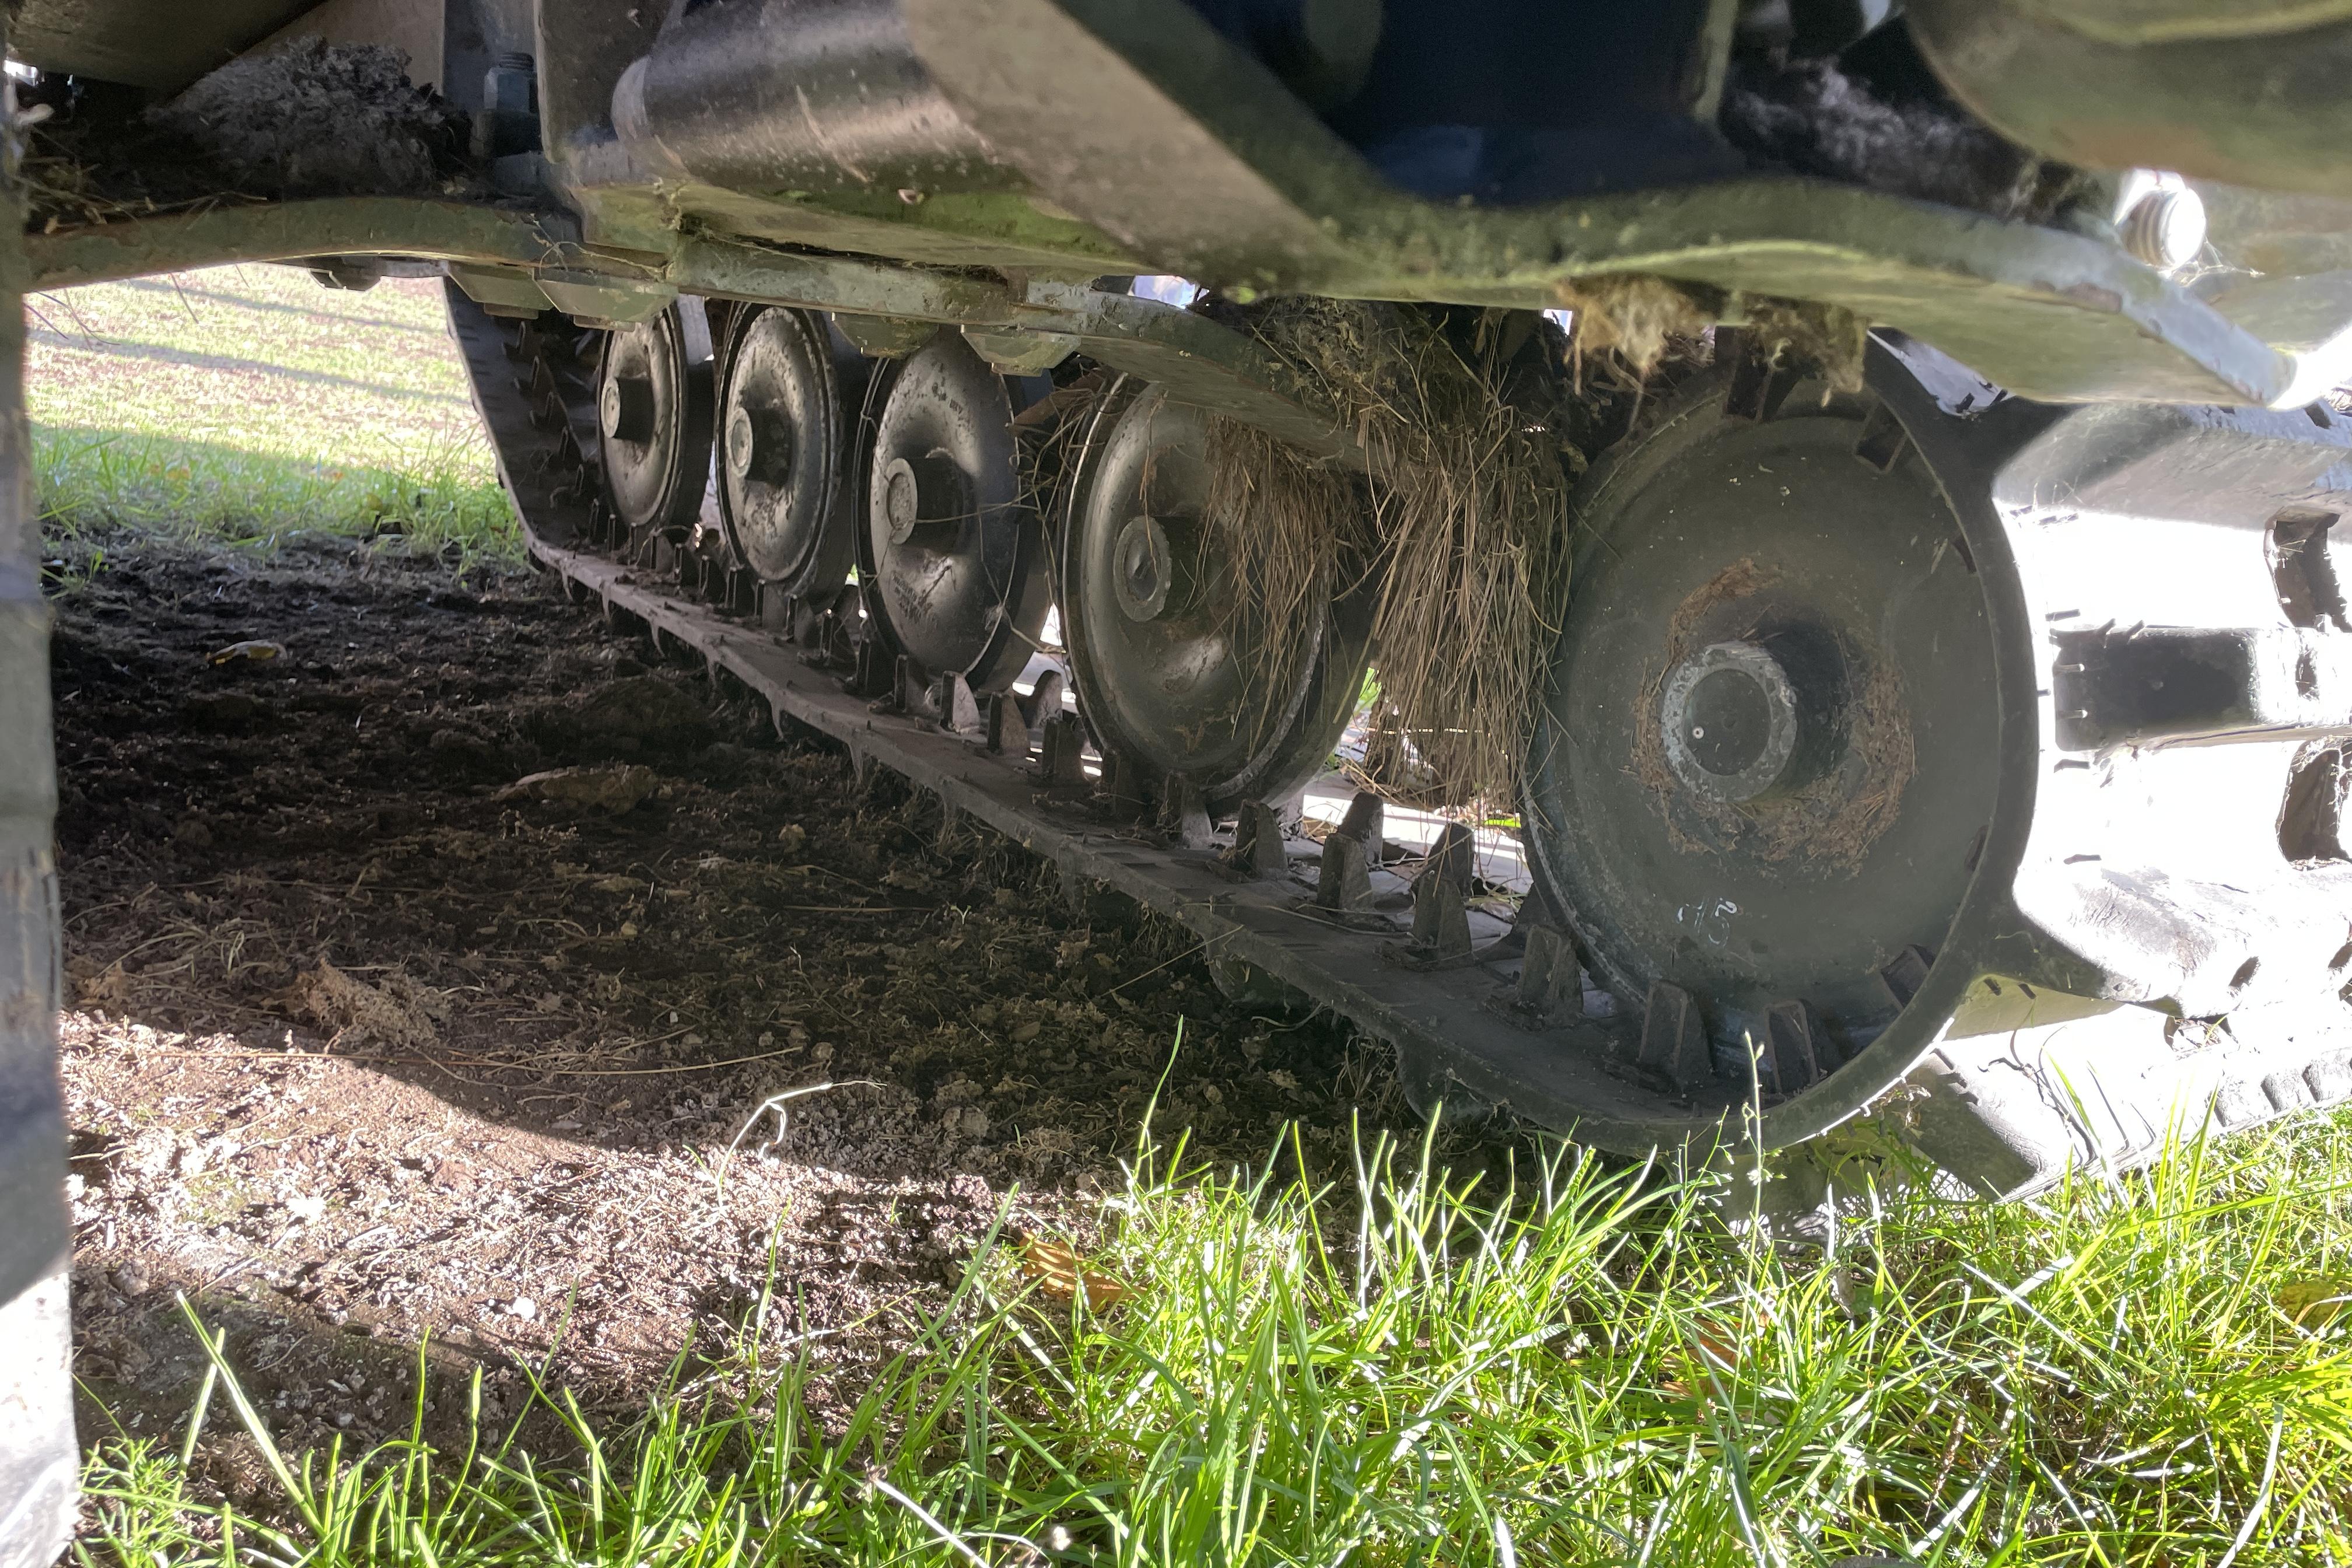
49 527 1405 1483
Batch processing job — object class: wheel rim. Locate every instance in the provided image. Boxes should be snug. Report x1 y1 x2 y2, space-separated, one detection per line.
597 301 714 537
1063 379 1373 813
858 332 1050 692
1524 371 2003 1095
716 306 849 590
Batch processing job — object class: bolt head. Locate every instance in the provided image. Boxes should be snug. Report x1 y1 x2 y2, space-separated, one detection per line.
2121 186 2206 273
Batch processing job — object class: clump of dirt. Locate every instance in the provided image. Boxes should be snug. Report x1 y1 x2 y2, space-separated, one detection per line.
494 763 661 813
288 961 446 1052
1721 56 2085 223
1551 274 1713 379
23 40 471 230
49 526 1416 1472
147 40 467 198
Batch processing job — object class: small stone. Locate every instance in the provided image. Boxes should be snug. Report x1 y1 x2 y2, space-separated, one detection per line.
510 1296 537 1321
111 1260 152 1296
1009 1020 1042 1044
495 764 660 814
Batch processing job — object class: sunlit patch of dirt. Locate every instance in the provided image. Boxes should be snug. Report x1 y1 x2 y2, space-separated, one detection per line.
52 527 1399 1469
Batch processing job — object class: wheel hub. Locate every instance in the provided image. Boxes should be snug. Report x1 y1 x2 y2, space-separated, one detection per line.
596 302 713 537
601 375 654 444
880 452 965 545
1112 513 1185 621
714 305 850 593
1061 379 1372 814
1524 373 2000 1097
856 332 1051 691
1660 638 1843 803
724 403 794 484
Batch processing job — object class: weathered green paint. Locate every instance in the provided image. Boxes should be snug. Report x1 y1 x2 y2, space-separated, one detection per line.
22 197 1352 460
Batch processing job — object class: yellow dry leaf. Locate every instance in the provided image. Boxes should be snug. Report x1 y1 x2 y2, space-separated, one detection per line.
208 639 285 665
1018 1236 1128 1311
1688 1319 1742 1371
2278 1277 2352 1328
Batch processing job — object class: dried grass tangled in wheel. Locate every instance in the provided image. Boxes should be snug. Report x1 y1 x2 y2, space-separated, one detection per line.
1203 299 1573 810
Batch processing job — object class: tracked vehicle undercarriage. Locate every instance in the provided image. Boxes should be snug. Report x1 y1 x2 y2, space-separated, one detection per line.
10 12 2352 1459
18 1 2352 1538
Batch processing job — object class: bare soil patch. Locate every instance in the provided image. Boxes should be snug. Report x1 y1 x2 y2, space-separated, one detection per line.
51 529 1394 1489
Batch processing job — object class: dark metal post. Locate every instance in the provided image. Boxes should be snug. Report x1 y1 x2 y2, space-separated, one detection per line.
0 17 76 1564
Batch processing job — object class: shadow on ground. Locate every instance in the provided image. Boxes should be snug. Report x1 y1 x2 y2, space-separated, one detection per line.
51 526 1410 1466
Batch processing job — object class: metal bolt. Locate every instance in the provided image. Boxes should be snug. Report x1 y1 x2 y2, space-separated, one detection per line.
2119 184 2206 272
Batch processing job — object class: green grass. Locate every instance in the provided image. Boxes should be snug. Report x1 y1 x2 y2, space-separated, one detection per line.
75 1101 2352 1566
29 265 514 562
43 265 2352 1565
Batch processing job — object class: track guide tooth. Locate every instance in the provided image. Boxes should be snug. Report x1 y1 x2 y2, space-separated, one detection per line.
1099 750 1154 820
1392 823 1474 967
1037 712 1088 792
1338 789 1384 852
1314 832 1376 913
1762 1000 1828 1094
1313 790 1384 914
1014 669 1065 730
1725 352 1800 424
985 694 1028 756
1638 981 1712 1094
1854 401 1910 470
1161 776 1216 850
1224 800 1289 880
1513 922 1586 1026
935 672 985 739
1878 944 1935 1008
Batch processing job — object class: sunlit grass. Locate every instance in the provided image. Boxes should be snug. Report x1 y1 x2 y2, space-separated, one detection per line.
74 1098 2352 1566
27 264 514 564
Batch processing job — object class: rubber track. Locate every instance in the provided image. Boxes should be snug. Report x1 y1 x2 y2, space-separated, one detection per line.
440 288 1742 1153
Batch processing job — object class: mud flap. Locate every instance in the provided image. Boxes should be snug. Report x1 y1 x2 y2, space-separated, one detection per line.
0 26 76 1568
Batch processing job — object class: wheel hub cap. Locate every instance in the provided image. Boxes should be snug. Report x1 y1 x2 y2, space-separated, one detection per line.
1114 514 1180 621
601 374 654 444
1661 639 1821 803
